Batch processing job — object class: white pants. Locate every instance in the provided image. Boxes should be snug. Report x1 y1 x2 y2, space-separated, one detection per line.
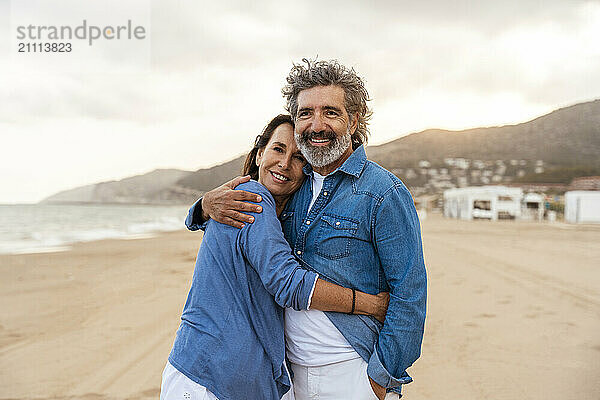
160 361 219 400
290 357 400 400
160 361 296 400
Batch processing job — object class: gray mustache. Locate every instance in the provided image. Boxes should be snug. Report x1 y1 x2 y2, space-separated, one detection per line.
301 131 336 141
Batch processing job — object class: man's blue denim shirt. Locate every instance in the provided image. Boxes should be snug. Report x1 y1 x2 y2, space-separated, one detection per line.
171 181 318 400
187 146 427 395
280 145 427 394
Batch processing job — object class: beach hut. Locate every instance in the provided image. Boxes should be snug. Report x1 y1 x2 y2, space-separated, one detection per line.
564 191 600 224
521 193 545 221
443 186 522 220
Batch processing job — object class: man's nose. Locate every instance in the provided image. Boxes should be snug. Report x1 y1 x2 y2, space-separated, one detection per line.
310 113 326 132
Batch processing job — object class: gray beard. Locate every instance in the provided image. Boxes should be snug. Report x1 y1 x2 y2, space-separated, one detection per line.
295 132 352 168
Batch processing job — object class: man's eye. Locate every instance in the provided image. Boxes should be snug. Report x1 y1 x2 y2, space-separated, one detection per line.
298 111 310 118
273 146 284 153
326 110 338 116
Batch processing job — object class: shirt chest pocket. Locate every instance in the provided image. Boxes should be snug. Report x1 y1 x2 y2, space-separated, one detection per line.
316 214 360 260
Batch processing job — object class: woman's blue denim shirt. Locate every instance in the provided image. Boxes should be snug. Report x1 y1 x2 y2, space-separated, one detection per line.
280 146 427 395
170 181 318 400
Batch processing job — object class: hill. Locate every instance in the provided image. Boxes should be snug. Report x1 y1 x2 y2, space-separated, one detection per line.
42 169 197 204
176 156 246 194
42 99 600 203
178 99 600 195
367 99 600 169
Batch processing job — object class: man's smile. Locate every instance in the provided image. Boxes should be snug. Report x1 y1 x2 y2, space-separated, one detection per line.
302 131 336 148
309 137 331 146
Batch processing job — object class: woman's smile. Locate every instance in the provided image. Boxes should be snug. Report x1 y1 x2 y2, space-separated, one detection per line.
256 123 306 212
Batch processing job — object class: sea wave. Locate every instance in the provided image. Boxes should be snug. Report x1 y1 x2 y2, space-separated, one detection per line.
0 204 189 255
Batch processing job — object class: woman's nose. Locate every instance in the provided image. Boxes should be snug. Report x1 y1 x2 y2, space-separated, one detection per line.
278 153 294 170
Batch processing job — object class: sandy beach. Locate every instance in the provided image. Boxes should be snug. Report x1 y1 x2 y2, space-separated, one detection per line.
1 214 599 400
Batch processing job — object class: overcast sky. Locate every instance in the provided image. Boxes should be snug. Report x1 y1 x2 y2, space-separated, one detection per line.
1 0 599 203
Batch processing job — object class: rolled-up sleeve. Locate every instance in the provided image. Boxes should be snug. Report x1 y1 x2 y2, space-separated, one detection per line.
185 197 209 231
367 184 427 389
238 183 318 311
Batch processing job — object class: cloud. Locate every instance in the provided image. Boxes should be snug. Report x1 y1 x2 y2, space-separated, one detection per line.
4 0 598 124
2 0 599 202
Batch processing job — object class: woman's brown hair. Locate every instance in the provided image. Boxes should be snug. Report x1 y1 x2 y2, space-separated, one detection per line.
242 114 295 180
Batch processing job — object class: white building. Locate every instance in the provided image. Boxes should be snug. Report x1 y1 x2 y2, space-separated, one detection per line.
564 191 600 224
521 193 545 221
444 186 523 220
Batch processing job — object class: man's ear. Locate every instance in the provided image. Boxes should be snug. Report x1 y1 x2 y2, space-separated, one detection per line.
256 148 264 167
350 113 359 135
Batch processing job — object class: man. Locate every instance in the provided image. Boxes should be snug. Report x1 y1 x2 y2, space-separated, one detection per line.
191 59 426 399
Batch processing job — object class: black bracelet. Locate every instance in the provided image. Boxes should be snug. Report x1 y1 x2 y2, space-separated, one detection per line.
351 288 356 314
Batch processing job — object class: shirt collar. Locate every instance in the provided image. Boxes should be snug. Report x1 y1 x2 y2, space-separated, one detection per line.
337 145 367 178
303 144 367 178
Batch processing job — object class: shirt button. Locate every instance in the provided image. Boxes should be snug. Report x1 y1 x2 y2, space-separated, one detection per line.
296 250 302 255
335 221 341 226
306 220 311 225
323 191 328 196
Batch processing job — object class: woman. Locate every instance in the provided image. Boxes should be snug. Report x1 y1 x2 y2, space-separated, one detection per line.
161 115 388 400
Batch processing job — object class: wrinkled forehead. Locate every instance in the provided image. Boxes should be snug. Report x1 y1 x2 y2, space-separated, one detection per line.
296 85 346 110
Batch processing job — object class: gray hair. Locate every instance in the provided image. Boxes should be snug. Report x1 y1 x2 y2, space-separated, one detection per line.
282 58 372 149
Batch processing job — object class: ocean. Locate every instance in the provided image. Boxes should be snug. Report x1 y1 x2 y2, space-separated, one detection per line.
0 203 190 255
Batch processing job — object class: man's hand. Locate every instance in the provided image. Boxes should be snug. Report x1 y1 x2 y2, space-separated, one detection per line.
368 376 386 400
201 175 263 229
372 292 389 323
355 291 389 323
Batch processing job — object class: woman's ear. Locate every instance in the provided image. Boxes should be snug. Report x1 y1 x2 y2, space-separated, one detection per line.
256 148 264 167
